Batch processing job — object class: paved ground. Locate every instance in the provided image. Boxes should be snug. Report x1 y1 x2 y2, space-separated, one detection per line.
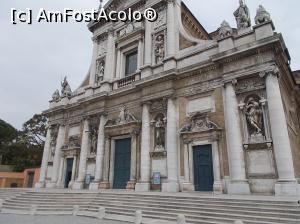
0 214 127 224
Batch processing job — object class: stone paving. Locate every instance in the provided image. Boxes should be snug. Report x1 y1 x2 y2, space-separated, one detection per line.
0 214 127 224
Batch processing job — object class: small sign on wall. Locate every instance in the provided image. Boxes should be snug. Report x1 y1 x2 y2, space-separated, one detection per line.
153 172 161 185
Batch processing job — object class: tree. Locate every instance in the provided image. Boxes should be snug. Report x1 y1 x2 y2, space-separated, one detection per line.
0 119 18 145
21 114 47 147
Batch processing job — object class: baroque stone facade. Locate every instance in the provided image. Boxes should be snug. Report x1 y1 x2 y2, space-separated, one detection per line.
36 0 300 196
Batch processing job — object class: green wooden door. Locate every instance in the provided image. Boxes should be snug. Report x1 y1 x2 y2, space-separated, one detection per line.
113 138 131 189
193 145 214 191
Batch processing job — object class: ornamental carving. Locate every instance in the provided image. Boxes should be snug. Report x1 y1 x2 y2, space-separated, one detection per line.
106 106 139 127
180 113 220 133
118 21 142 38
154 33 165 64
234 0 251 29
68 135 81 149
153 10 166 30
236 77 265 94
255 5 271 25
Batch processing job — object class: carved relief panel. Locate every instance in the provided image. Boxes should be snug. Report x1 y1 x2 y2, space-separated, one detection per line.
95 58 105 85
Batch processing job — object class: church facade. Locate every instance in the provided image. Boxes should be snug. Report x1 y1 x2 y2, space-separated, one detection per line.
36 0 300 196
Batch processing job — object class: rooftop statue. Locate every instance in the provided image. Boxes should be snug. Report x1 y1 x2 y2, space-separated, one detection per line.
61 76 72 98
51 89 60 102
255 5 271 25
219 20 233 39
234 0 251 29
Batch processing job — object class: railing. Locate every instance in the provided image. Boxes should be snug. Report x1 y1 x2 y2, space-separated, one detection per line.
114 73 141 89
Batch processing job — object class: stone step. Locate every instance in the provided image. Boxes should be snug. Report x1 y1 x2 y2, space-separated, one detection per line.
89 198 300 218
83 202 300 224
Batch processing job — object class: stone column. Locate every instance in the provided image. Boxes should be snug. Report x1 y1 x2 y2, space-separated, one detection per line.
137 38 144 70
89 38 99 86
263 69 298 196
90 115 107 190
109 139 115 187
127 131 138 190
141 20 152 78
166 0 176 58
224 81 250 194
162 98 179 192
73 119 90 190
104 29 115 80
212 141 223 193
35 128 51 188
48 125 66 188
100 137 111 189
135 103 151 191
70 156 77 184
56 157 65 188
182 141 194 192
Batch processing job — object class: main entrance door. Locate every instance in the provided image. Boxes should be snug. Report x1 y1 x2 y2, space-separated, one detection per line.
113 138 131 189
193 145 214 191
64 158 73 188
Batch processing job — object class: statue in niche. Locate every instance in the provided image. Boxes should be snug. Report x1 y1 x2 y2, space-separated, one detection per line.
116 105 137 125
234 0 251 29
154 34 165 64
90 127 98 154
61 76 72 98
244 97 264 137
96 59 105 84
154 115 166 151
52 89 60 102
49 134 57 161
255 5 271 25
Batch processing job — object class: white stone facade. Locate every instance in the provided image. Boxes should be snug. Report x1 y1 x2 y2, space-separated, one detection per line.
36 0 300 196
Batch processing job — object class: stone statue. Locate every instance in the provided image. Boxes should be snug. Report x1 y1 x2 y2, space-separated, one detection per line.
52 89 60 102
219 20 233 39
154 116 166 150
234 0 251 29
116 105 137 125
154 34 165 64
90 127 98 154
255 5 271 25
61 76 72 98
245 97 264 136
96 60 105 84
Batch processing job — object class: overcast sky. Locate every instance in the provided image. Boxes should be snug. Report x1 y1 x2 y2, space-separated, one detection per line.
0 0 299 130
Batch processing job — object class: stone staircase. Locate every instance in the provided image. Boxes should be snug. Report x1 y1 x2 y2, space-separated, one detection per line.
1 190 300 224
0 188 28 200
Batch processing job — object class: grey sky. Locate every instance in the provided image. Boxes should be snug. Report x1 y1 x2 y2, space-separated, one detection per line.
0 0 299 130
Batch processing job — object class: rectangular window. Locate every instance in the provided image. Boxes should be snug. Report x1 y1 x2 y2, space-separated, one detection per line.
125 50 138 76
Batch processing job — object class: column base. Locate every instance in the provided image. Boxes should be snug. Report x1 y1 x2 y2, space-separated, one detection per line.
89 182 100 190
35 182 45 188
275 181 299 196
126 180 136 190
135 182 150 192
182 182 194 192
45 182 57 189
227 181 250 195
72 181 84 190
213 180 224 194
162 181 179 193
99 181 111 189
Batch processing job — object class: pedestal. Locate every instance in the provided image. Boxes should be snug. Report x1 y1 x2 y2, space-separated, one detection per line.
163 57 176 72
72 181 84 190
213 181 224 194
227 181 250 195
89 182 100 190
275 181 299 197
162 182 179 193
182 182 194 192
135 182 150 192
126 181 136 190
99 181 111 189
